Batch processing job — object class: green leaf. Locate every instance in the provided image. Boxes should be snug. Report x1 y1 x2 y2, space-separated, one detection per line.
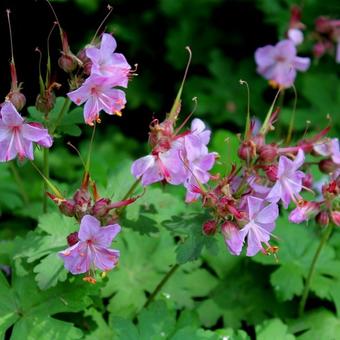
256 319 295 340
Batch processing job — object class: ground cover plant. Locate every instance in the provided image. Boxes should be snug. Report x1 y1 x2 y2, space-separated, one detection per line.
0 0 340 339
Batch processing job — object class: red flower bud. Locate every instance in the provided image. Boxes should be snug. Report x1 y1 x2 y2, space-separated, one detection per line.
58 54 78 73
221 221 239 238
59 199 76 217
319 159 337 174
238 141 256 161
203 220 217 235
67 232 79 246
332 211 340 226
302 173 313 189
92 198 111 218
264 165 278 182
259 144 278 162
315 211 330 227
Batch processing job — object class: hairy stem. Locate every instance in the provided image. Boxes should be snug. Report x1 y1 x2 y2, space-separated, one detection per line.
9 162 29 204
299 223 334 316
50 98 71 135
144 263 180 308
43 148 49 213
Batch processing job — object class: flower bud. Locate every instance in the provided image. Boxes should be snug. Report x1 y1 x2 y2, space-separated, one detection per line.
7 91 26 111
67 232 79 246
92 198 111 218
221 221 242 256
73 189 91 219
59 199 76 217
58 54 78 73
302 173 313 189
77 49 92 75
36 92 56 114
264 165 278 182
315 211 329 227
259 144 278 162
238 141 256 161
331 211 340 226
203 220 217 235
319 159 337 174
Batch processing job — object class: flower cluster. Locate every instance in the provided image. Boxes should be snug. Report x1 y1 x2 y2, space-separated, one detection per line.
67 33 131 125
131 117 217 202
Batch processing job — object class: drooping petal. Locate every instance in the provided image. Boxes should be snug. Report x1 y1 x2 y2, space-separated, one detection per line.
22 124 51 143
67 83 91 106
293 57 310 71
92 247 120 272
131 155 156 179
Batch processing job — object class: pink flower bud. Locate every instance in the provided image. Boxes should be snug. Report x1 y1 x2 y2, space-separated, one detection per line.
259 144 278 162
7 91 26 111
332 211 340 226
59 199 76 217
92 198 111 218
319 159 337 174
313 42 327 58
77 49 92 75
58 54 78 73
302 173 313 189
315 211 330 227
264 165 278 182
73 189 91 219
67 232 79 246
238 141 256 161
203 220 217 235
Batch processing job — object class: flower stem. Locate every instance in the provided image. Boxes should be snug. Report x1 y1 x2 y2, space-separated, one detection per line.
116 178 141 216
298 223 335 316
9 162 29 204
43 148 49 213
143 263 180 308
50 98 71 135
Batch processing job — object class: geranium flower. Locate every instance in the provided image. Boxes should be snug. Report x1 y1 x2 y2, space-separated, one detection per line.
59 215 121 275
86 33 131 87
313 138 340 165
0 101 52 162
289 201 320 224
238 196 279 256
266 149 305 208
67 75 126 125
255 39 310 88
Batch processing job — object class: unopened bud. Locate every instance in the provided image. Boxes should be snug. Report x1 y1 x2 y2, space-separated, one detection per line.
319 159 337 174
302 173 313 189
77 49 92 75
203 220 217 235
73 188 91 219
58 54 78 73
332 211 340 226
265 165 278 182
36 92 56 114
67 232 79 246
92 198 111 218
7 91 26 111
238 141 256 161
315 211 329 227
259 144 278 162
59 199 76 217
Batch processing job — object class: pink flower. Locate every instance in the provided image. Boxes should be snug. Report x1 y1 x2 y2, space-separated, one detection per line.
289 201 320 224
222 221 244 256
238 196 279 256
266 149 305 208
314 138 340 165
0 101 52 162
86 33 131 87
59 215 121 275
255 39 310 88
67 75 126 125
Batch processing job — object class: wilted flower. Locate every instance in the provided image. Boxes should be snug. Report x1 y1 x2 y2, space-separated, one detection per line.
0 101 52 162
59 215 121 275
255 39 310 88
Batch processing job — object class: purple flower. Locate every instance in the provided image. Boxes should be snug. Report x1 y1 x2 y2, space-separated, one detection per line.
0 101 52 162
238 196 279 256
131 147 187 186
222 221 244 256
255 39 310 88
86 33 131 86
313 138 340 165
289 201 320 224
59 215 120 275
266 149 305 208
67 75 126 125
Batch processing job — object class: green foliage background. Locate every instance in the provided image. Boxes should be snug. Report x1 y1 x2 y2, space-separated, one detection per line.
1 0 340 339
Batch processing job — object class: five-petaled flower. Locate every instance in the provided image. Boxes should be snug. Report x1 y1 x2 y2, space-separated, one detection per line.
255 39 310 88
0 101 52 162
59 215 121 275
